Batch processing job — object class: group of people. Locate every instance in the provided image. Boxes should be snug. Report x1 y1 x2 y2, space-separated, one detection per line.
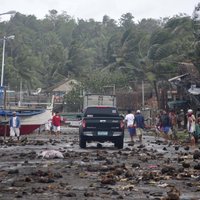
155 108 200 145
9 111 62 140
8 108 200 146
124 109 145 143
155 110 176 143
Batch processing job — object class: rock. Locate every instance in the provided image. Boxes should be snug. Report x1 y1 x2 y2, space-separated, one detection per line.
105 159 113 165
177 167 184 173
38 177 54 183
166 186 180 200
8 169 19 174
21 137 28 143
82 157 90 162
32 187 45 193
113 168 123 176
194 163 200 170
101 174 116 185
184 146 190 151
0 138 4 144
182 162 190 168
25 176 32 182
24 160 29 164
84 191 94 197
111 189 120 195
11 181 26 187
137 144 145 148
125 170 135 178
193 151 200 160
34 140 45 145
87 165 99 172
177 157 184 162
161 166 176 175
64 192 76 197
175 146 179 151
132 163 140 168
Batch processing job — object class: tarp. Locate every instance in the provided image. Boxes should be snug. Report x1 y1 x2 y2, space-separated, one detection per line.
167 100 188 109
188 85 200 95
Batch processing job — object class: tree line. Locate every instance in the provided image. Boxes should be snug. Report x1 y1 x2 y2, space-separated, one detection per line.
0 5 200 94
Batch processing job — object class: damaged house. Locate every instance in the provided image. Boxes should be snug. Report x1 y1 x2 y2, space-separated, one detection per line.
168 62 200 114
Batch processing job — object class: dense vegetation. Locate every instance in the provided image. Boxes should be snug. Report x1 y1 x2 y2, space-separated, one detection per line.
0 4 200 94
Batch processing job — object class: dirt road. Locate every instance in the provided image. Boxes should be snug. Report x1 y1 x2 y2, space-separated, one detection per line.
0 127 199 200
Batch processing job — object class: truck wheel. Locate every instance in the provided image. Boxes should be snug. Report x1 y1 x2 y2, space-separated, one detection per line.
115 137 124 149
79 136 86 148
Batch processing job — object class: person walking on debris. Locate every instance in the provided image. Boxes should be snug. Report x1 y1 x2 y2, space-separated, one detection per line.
194 116 200 145
134 110 145 143
187 109 196 145
125 109 136 143
52 112 61 137
169 109 178 143
160 110 172 143
9 111 21 140
177 109 185 129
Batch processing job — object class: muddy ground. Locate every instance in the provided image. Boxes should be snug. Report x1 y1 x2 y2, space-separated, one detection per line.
0 127 200 200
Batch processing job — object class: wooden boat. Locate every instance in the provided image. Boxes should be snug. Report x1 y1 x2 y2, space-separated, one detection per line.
0 109 45 117
0 97 54 137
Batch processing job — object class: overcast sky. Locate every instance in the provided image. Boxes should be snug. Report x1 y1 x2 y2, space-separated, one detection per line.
1 0 200 22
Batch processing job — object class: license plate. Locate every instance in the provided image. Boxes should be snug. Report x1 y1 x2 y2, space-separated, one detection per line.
98 131 108 136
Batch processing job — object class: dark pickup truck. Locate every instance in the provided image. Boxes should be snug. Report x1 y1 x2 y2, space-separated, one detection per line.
79 106 124 149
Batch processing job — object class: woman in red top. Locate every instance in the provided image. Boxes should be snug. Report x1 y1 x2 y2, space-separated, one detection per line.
52 112 61 136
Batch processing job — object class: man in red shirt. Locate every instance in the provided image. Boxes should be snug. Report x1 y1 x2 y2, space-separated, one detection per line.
52 112 61 136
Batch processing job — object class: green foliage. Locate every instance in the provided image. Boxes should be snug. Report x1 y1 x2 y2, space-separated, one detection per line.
0 9 198 94
80 69 127 93
63 86 82 112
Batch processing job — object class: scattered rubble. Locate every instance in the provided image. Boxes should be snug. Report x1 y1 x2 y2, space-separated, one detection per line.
0 128 199 199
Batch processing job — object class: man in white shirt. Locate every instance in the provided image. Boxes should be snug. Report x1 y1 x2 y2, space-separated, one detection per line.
9 111 21 140
125 109 136 143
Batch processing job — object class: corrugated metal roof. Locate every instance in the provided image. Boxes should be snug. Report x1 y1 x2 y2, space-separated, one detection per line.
52 79 78 92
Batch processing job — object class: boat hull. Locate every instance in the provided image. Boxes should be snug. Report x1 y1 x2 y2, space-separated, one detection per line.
0 95 54 137
0 109 45 117
0 124 41 136
0 109 52 136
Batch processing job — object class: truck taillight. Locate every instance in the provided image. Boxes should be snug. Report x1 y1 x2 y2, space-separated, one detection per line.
82 120 86 128
120 120 124 129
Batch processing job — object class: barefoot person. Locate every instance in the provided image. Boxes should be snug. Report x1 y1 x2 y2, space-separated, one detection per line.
9 111 21 140
125 109 136 143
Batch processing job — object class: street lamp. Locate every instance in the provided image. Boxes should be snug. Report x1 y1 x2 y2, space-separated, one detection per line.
1 35 15 87
0 10 16 16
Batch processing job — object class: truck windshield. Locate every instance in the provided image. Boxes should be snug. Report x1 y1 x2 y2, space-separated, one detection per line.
84 107 119 117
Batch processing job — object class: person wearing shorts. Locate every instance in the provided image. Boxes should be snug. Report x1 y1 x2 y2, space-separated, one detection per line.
125 109 136 143
134 110 145 143
52 112 61 136
9 111 21 140
160 110 172 143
